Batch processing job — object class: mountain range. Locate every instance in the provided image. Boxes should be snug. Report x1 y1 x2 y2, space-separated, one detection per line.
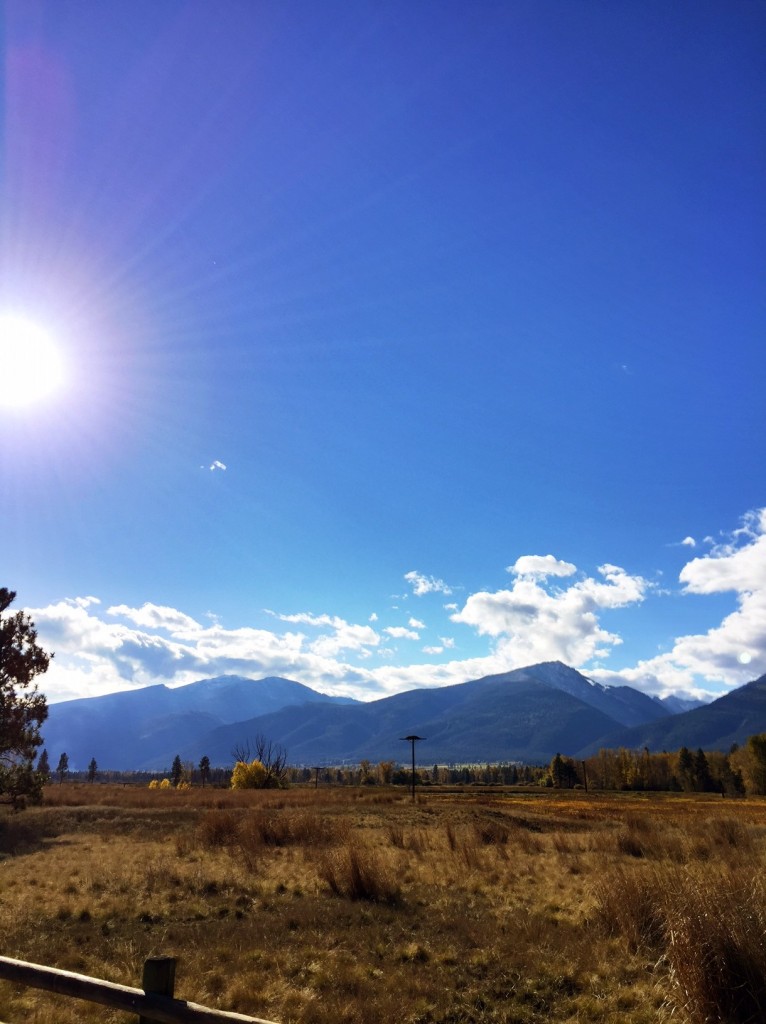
40 662 765 772
41 675 356 771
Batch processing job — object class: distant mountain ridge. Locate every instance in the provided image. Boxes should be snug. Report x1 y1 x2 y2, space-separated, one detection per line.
180 662 675 768
660 694 706 715
41 661 758 773
493 663 671 728
578 675 766 756
42 675 357 771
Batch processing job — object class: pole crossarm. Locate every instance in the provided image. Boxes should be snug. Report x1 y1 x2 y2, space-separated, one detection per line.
0 956 277 1024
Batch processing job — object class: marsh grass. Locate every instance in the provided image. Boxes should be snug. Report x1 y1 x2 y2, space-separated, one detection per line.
318 840 401 904
0 785 765 1023
663 867 766 1024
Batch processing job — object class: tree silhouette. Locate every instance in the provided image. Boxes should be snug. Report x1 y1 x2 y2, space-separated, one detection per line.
37 748 51 783
171 754 183 788
1 588 50 806
87 757 98 784
677 746 695 791
550 752 566 788
199 755 210 788
56 752 69 784
693 748 714 792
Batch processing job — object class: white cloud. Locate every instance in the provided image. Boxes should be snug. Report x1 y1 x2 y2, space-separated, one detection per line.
209 460 227 471
273 611 335 627
108 603 201 632
423 645 443 655
309 628 379 658
369 612 378 622
508 554 576 579
681 536 696 548
385 626 420 640
408 617 425 629
451 562 649 668
592 508 766 697
269 610 380 657
440 636 456 649
680 509 766 595
404 571 452 597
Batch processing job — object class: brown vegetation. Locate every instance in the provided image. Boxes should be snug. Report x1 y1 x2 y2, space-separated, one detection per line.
1 784 765 1023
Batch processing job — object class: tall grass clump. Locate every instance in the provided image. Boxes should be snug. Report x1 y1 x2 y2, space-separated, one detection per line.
592 865 666 953
474 819 510 846
197 809 240 847
197 808 346 854
318 840 401 904
664 868 766 1024
707 815 755 855
595 857 766 1023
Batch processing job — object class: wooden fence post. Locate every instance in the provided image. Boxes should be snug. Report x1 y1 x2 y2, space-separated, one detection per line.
139 957 176 1024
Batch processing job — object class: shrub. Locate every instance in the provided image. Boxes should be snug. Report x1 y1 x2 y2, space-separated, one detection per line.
231 760 267 790
0 816 40 856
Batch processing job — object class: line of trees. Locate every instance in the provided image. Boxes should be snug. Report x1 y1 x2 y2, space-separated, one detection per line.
22 739 766 797
546 739 766 796
285 761 540 787
280 740 766 796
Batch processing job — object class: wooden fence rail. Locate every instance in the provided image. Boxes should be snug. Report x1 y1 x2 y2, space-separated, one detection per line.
0 955 278 1024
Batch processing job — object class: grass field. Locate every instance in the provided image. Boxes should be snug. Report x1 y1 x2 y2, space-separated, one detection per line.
1 784 765 1023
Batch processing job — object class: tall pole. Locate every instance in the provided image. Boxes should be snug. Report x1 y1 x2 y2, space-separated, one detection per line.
401 735 425 801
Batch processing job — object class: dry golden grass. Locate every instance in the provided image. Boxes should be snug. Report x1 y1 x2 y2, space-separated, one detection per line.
1 784 765 1023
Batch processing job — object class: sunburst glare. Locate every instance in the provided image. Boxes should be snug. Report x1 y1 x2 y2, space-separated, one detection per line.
0 313 66 409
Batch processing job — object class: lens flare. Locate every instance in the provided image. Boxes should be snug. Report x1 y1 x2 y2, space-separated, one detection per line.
0 314 65 408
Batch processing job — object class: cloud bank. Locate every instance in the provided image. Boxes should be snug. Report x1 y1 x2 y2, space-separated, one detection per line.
591 508 766 696
25 509 766 705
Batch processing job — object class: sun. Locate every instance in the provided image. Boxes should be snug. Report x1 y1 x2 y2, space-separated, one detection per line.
0 313 66 408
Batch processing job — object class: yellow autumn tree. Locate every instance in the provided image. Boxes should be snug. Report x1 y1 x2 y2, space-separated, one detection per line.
230 759 268 790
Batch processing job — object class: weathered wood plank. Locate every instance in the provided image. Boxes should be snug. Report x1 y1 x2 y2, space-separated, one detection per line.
0 956 277 1024
140 956 177 1024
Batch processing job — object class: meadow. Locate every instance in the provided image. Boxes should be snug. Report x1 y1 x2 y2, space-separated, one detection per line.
1 783 765 1024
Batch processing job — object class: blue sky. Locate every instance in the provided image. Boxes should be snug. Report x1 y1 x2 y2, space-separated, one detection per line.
1 0 764 705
